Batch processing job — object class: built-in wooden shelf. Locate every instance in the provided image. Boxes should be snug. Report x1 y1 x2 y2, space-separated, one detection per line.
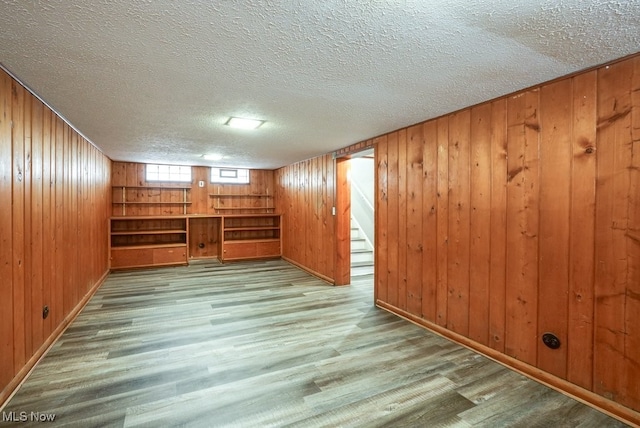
221 214 281 262
109 214 282 268
213 207 275 211
112 186 192 215
209 191 273 213
110 216 189 269
111 229 187 236
209 193 272 197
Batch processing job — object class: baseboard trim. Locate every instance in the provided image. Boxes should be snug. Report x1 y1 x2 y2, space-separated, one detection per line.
0 269 110 411
376 300 640 427
282 256 335 285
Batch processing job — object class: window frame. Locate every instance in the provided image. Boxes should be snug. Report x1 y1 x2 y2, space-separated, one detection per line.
210 167 250 184
145 164 192 183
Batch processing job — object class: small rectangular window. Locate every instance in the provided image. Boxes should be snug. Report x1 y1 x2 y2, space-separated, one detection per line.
211 167 250 184
146 164 192 182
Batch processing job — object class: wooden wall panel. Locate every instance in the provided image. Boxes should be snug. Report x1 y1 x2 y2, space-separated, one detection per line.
538 79 572 378
447 110 471 336
421 122 437 322
275 153 338 283
406 125 423 316
594 58 636 410
627 56 640 412
435 117 449 327
397 129 408 310
469 103 492 345
111 163 275 218
0 69 111 406
335 158 350 285
12 79 26 374
386 132 399 305
376 136 388 303
488 99 507 353
0 68 13 391
505 88 540 366
371 54 640 419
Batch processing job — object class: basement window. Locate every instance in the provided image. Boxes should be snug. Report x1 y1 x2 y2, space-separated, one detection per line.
145 164 192 182
211 167 250 184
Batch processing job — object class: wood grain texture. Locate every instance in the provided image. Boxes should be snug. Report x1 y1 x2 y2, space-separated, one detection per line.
1 260 626 427
406 124 423 316
375 135 388 304
567 70 597 391
538 78 572 378
0 69 111 406
0 67 14 391
421 121 438 322
372 54 640 416
594 58 635 410
469 103 491 346
275 153 339 284
489 98 507 354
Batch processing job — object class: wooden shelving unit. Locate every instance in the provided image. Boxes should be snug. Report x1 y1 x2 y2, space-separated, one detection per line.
110 216 189 269
109 214 282 269
209 192 274 214
112 186 192 216
220 214 281 261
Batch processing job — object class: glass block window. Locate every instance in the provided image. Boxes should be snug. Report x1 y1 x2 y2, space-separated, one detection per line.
145 164 192 182
211 167 250 184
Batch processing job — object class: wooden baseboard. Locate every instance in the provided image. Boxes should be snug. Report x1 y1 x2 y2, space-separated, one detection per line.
376 300 640 427
0 270 110 411
282 256 335 285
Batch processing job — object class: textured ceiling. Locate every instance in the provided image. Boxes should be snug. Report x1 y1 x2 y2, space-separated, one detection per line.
1 1 638 169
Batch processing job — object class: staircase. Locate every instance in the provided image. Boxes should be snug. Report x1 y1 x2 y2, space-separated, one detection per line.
351 217 374 277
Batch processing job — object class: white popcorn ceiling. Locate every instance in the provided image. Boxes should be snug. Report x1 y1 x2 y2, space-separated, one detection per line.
0 1 638 169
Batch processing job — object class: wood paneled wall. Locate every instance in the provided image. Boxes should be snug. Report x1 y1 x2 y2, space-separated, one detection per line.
376 55 640 417
0 69 111 405
274 155 337 283
110 162 275 258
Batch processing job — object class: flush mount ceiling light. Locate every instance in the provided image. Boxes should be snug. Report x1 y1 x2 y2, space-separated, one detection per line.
203 153 224 161
225 117 264 130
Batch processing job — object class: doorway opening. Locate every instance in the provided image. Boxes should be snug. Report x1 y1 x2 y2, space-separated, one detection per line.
348 149 375 286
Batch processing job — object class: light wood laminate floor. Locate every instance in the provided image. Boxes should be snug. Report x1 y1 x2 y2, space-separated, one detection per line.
0 260 629 427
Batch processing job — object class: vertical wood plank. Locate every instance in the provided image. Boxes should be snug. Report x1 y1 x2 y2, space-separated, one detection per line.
54 116 64 328
320 155 328 278
625 55 640 411
335 158 350 285
489 99 508 353
505 89 540 366
594 58 633 405
397 129 408 310
376 136 389 303
326 154 336 278
447 110 471 336
30 97 44 353
386 131 399 306
567 70 597 390
538 78 572 378
406 124 423 316
22 92 33 359
469 104 492 345
421 121 437 322
435 117 449 327
42 108 53 339
11 80 26 374
0 69 14 387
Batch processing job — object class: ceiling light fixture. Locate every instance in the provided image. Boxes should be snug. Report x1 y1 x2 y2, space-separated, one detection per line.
203 153 224 161
225 117 264 129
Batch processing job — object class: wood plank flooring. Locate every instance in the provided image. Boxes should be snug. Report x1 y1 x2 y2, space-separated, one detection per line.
0 260 629 427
